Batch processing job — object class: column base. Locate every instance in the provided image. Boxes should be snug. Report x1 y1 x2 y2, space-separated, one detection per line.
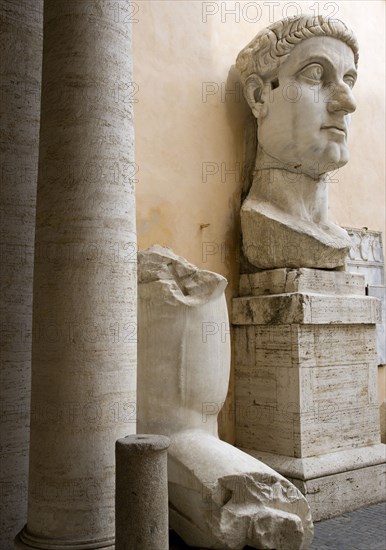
241 444 386 521
15 529 114 550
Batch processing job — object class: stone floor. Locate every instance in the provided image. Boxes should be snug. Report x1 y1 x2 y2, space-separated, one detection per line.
169 501 386 549
310 502 386 550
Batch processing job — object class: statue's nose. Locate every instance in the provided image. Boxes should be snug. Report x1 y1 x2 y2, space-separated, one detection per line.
327 82 357 114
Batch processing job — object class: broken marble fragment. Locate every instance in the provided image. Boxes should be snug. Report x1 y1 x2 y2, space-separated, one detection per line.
137 245 313 549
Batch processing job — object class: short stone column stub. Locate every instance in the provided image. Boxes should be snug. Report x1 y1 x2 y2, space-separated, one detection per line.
115 435 170 550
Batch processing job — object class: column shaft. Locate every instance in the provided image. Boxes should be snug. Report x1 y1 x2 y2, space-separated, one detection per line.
16 1 137 547
0 1 43 546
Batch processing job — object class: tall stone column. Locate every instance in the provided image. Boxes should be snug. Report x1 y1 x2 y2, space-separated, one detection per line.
15 1 137 548
0 1 43 546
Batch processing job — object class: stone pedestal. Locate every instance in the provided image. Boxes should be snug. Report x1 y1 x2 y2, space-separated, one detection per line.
232 268 386 521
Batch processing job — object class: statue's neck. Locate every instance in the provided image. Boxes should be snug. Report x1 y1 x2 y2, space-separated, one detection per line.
250 146 328 224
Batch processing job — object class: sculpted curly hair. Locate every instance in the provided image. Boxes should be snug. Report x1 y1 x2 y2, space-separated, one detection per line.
236 15 359 85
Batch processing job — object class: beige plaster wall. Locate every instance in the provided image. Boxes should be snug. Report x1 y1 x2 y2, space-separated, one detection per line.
327 2 385 235
133 1 385 441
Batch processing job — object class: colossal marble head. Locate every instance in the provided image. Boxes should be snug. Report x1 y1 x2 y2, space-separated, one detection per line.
236 16 360 270
236 15 359 179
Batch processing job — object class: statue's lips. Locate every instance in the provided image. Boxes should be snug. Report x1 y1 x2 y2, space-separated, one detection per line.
321 125 346 136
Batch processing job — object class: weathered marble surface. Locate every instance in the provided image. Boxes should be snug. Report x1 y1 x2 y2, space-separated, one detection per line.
138 246 313 550
233 293 381 326
246 448 386 522
246 447 386 522
345 227 385 285
245 444 386 481
345 227 385 365
233 267 386 520
239 268 366 297
236 16 359 269
168 431 312 550
344 228 386 443
234 323 380 457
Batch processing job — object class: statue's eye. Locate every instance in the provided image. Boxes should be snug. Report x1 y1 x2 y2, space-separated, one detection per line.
344 74 356 89
300 63 324 81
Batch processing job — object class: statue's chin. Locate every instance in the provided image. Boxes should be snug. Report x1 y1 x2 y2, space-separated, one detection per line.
300 147 350 179
319 143 350 172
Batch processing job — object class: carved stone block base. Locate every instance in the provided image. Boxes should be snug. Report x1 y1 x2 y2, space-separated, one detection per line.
242 445 386 521
232 268 385 520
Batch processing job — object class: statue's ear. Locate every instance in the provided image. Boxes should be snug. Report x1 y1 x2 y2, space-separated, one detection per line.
244 74 268 120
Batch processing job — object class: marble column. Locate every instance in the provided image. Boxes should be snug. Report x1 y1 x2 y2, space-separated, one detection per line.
15 1 137 548
0 1 43 546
